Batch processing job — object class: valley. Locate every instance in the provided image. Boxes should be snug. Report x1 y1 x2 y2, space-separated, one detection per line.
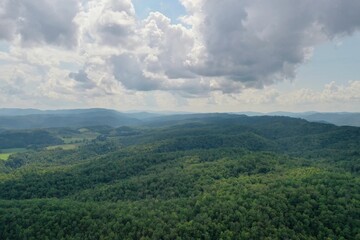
0 113 359 239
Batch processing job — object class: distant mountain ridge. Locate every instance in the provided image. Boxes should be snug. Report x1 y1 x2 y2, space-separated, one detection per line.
264 111 360 127
0 108 124 116
301 112 360 127
0 109 142 129
0 108 359 129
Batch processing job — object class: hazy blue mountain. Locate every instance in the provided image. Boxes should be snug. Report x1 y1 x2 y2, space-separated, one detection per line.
123 112 162 120
234 111 360 127
142 113 240 127
267 111 317 118
0 109 142 129
0 108 44 116
0 108 123 116
1 108 359 129
266 111 360 127
236 111 264 116
302 112 360 127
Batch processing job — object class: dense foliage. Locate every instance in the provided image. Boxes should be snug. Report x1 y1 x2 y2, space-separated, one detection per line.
0 109 141 129
0 115 359 239
0 130 63 149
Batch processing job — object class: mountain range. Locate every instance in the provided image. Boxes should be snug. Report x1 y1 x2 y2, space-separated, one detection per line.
0 108 359 129
0 112 359 239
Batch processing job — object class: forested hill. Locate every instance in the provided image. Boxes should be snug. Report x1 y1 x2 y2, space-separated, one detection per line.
0 108 359 129
0 114 359 239
0 109 142 129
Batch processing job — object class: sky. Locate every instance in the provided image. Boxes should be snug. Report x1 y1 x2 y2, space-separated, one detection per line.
0 0 359 113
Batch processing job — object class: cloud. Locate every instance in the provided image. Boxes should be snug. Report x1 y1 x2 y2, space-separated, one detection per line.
277 81 360 105
0 0 79 47
111 53 160 91
181 0 360 90
69 69 97 90
109 0 360 94
109 12 199 93
141 12 195 79
0 0 360 108
76 0 137 48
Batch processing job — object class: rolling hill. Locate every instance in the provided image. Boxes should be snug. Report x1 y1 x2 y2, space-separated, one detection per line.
0 114 359 239
0 109 142 129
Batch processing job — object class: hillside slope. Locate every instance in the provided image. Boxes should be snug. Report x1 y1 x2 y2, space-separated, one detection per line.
0 115 359 239
0 109 142 129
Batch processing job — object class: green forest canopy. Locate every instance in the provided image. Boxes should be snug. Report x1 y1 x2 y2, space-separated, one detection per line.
0 114 359 239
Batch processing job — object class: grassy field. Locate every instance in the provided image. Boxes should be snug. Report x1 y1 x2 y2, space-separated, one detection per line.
57 128 100 144
0 148 28 161
46 144 78 150
61 134 99 144
0 153 11 160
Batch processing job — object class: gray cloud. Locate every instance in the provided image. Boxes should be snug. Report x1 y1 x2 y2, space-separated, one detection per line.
111 54 160 91
110 52 211 95
186 0 360 88
0 0 79 47
81 0 137 47
69 70 96 89
1 0 360 98
98 23 134 46
110 12 199 93
142 12 196 79
110 0 360 94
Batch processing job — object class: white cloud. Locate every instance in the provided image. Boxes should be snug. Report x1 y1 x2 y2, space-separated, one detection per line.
0 0 80 47
0 0 360 111
76 0 137 48
107 0 360 94
180 0 360 90
277 81 360 106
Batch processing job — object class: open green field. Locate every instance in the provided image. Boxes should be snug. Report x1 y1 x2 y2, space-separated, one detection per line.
61 132 99 144
0 153 11 160
0 148 27 160
46 144 78 150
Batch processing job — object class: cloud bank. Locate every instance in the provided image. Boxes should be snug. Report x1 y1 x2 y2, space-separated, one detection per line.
0 0 360 110
0 0 80 47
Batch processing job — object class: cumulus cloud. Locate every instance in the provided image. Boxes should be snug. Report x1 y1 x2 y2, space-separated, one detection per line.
107 0 360 94
0 0 360 109
277 81 360 105
109 11 198 92
0 0 80 47
69 69 97 90
141 12 195 79
111 53 159 91
76 0 137 48
181 0 360 89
